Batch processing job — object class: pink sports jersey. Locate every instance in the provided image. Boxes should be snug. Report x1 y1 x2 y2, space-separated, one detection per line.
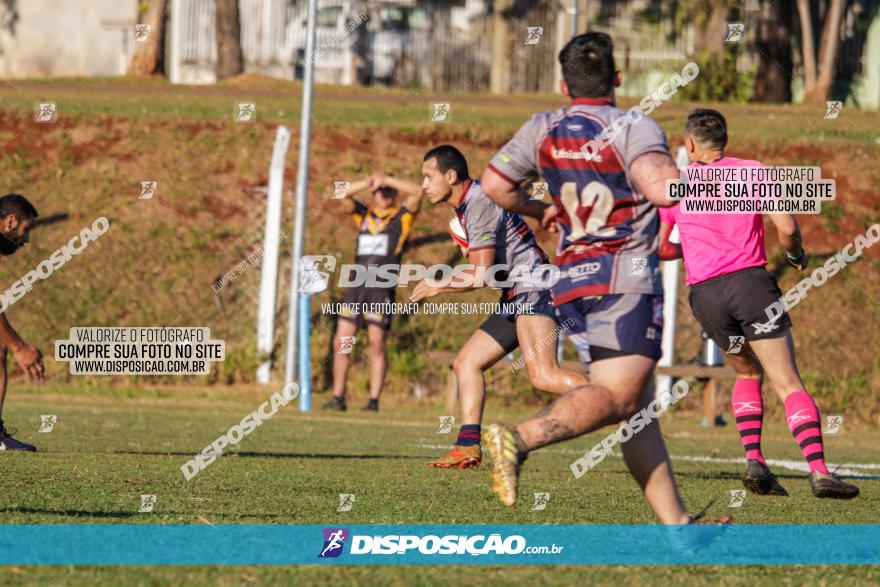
660 157 767 285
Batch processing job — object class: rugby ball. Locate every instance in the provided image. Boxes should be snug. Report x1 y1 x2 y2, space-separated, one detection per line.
449 216 469 249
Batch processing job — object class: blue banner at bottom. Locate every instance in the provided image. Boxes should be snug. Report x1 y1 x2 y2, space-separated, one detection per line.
0 524 878 565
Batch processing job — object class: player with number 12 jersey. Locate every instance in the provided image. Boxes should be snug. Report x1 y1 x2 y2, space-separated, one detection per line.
478 33 713 525
486 94 669 363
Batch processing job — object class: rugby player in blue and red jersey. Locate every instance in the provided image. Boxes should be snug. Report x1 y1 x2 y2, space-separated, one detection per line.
479 33 717 523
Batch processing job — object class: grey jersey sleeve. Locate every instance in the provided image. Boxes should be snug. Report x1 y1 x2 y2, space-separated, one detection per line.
488 114 544 185
622 115 670 170
464 195 503 252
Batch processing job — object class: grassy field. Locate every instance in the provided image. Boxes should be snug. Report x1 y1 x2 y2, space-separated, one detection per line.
1 385 879 583
0 77 878 583
4 564 880 587
0 76 877 418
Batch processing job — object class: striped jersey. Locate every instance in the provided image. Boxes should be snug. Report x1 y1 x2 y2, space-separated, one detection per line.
455 179 549 297
488 96 668 305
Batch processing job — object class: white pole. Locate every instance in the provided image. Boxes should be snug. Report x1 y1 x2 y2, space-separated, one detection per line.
656 146 688 406
169 0 182 84
255 125 291 384
284 0 319 396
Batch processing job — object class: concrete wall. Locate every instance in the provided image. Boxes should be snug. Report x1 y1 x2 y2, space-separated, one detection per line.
0 0 876 111
0 0 139 78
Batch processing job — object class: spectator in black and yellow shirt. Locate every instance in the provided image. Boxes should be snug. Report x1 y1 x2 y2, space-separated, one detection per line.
324 173 424 412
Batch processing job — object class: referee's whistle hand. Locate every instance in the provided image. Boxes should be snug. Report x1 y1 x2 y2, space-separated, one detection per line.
786 252 809 271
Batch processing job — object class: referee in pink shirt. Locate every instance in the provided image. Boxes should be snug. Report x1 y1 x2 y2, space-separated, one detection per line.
659 108 858 500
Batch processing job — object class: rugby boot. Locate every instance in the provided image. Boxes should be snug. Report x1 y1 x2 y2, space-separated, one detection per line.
428 444 481 469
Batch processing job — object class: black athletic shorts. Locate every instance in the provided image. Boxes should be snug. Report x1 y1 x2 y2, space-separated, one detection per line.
478 313 519 354
688 266 791 352
339 286 394 330
477 289 555 354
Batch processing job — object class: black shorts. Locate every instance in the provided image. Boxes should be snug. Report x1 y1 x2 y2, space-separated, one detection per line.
339 286 394 330
478 313 519 354
688 266 791 352
477 289 555 354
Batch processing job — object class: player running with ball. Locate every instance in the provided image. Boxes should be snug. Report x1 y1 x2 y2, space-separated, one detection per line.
480 33 718 524
413 145 589 469
658 109 858 499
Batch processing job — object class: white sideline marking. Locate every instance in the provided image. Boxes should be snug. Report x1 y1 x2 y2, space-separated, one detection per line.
417 444 880 478
670 454 880 479
310 415 425 427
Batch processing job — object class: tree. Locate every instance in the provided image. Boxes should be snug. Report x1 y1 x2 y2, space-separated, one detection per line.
753 0 794 103
129 0 167 76
215 0 243 80
678 0 751 102
797 0 848 101
690 0 737 55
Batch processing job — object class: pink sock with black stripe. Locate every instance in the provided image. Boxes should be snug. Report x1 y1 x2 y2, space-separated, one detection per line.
784 390 829 474
732 379 765 465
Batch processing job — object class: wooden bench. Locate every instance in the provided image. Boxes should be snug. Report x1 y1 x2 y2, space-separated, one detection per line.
656 365 736 426
426 351 734 426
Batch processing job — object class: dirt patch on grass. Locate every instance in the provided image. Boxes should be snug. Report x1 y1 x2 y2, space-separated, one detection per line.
0 105 876 416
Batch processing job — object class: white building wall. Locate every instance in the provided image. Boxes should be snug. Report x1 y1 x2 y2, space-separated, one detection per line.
0 0 139 78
